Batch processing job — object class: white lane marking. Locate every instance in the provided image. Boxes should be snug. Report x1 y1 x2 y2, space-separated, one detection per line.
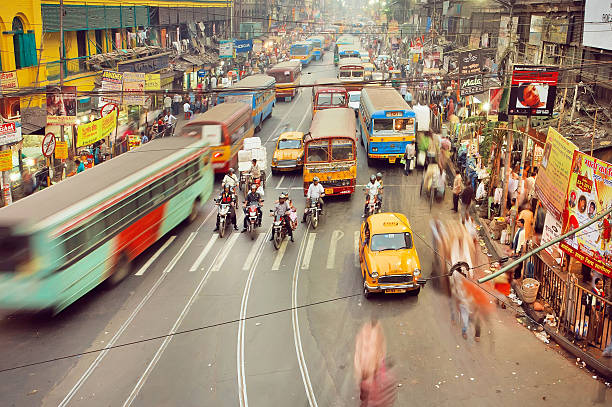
242 233 267 271
59 200 218 406
301 233 317 270
58 230 197 407
237 226 272 407
265 90 304 144
189 234 219 272
292 224 319 407
354 231 360 267
164 232 196 273
211 232 240 272
275 175 285 190
122 231 235 407
271 239 289 271
135 236 176 276
296 104 311 132
326 230 345 269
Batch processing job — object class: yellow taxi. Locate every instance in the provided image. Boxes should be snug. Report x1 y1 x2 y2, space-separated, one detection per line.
359 213 422 298
271 131 304 173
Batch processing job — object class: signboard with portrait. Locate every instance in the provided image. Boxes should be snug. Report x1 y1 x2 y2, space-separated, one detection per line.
534 127 577 219
46 86 77 125
583 0 612 51
559 151 612 278
508 65 558 116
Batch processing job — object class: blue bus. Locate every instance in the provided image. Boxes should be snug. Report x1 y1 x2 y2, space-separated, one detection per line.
290 41 314 66
220 74 276 132
358 87 416 165
307 36 325 61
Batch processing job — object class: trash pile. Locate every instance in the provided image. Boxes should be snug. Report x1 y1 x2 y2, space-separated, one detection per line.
508 289 523 306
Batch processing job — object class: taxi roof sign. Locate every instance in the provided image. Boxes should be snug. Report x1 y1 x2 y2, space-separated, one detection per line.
383 221 399 226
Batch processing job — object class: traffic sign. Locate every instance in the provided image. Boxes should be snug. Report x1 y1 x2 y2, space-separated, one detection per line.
101 103 117 118
42 132 56 157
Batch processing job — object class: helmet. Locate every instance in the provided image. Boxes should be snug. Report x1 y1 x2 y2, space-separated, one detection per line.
279 193 287 200
229 168 235 174
370 174 376 182
376 172 382 179
250 183 257 190
224 184 230 190
313 176 319 182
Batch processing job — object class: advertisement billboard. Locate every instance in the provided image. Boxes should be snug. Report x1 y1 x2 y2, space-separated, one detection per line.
458 49 483 96
220 40 234 58
534 127 577 219
508 65 558 116
122 72 146 106
560 151 612 278
0 122 22 146
234 39 253 53
0 71 19 94
583 0 612 51
101 70 123 105
46 86 77 125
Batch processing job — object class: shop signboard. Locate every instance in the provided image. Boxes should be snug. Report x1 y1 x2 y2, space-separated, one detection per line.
583 0 612 51
0 150 12 171
122 72 146 106
0 122 22 146
145 73 161 91
220 40 234 58
117 53 170 74
508 65 558 116
460 75 483 97
534 127 577 219
0 71 19 94
76 109 117 148
559 151 612 278
234 39 253 53
55 141 68 159
101 71 123 105
46 86 77 125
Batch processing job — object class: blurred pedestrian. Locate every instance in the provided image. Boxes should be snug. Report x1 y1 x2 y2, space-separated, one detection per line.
452 173 462 212
518 204 534 241
140 131 149 144
75 158 85 174
586 278 605 346
460 181 474 224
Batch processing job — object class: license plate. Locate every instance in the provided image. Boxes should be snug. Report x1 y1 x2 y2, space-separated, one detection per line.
389 157 396 163
385 289 406 294
325 188 333 195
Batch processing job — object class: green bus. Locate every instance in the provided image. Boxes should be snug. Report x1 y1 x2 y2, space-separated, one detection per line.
0 136 214 313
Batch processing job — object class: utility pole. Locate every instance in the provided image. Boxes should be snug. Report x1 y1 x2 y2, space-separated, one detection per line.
59 0 65 181
501 2 514 216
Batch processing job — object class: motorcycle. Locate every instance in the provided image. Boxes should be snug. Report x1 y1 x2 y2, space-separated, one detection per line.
216 200 231 238
270 210 288 249
246 203 262 240
365 193 380 218
305 199 322 229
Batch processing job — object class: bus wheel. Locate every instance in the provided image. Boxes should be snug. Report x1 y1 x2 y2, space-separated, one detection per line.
367 156 375 167
255 123 262 133
107 256 131 287
188 199 200 223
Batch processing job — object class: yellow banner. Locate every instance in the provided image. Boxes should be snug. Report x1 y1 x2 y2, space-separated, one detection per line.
77 109 117 148
0 150 12 171
55 141 68 159
145 73 161 91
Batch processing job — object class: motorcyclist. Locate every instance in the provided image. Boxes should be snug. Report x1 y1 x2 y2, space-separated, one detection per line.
271 192 294 242
375 172 384 208
242 183 263 232
302 176 325 223
214 184 238 231
222 168 239 192
249 158 261 186
363 174 381 218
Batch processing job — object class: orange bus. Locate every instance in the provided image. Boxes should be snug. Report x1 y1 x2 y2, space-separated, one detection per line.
312 77 349 115
303 108 357 196
267 60 302 102
181 102 254 173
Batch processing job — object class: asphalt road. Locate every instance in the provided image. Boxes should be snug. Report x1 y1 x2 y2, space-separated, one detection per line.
0 52 609 407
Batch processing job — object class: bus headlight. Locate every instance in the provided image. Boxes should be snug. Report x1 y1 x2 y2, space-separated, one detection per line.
372 147 378 152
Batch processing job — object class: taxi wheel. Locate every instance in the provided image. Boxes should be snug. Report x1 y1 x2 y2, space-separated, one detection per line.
362 277 371 299
409 287 420 296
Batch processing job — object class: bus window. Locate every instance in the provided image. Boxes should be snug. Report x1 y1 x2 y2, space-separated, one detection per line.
394 118 415 131
307 140 329 162
373 119 394 131
331 139 354 161
352 71 363 78
339 71 351 79
232 122 247 144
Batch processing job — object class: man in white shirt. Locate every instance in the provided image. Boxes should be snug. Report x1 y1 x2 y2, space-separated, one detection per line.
363 174 381 217
302 177 325 222
183 101 192 119
475 179 487 201
163 93 172 111
222 168 239 191
210 75 218 89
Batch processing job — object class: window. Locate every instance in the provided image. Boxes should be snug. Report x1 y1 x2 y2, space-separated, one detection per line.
339 70 351 79
306 140 329 162
278 139 301 149
231 122 247 144
373 119 394 131
352 71 363 78
12 18 37 69
331 139 354 161
394 118 415 131
349 93 361 103
370 233 413 251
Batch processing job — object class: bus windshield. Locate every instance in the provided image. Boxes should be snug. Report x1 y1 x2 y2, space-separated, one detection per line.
316 93 346 106
269 71 293 83
373 118 414 132
331 139 354 161
291 45 309 56
306 140 329 162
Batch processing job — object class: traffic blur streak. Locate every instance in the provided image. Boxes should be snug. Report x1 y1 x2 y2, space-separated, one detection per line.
429 219 495 342
354 320 398 406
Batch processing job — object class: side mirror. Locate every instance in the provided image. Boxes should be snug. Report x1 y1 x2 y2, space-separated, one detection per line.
417 278 427 286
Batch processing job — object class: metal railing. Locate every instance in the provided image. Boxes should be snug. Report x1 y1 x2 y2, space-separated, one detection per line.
533 255 612 355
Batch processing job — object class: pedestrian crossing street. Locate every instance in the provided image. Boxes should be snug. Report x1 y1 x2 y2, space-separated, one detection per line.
134 227 362 277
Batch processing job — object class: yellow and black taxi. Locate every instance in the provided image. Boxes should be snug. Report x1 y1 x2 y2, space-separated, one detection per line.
271 131 304 173
359 213 422 298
